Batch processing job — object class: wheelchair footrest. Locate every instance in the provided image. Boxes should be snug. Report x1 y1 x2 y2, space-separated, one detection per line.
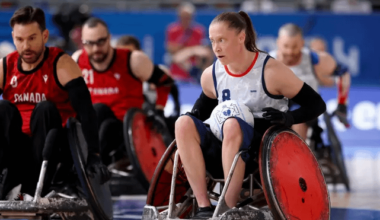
0 198 88 214
220 209 273 220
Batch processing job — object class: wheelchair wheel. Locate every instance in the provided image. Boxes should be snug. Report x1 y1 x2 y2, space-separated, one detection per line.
259 126 330 220
323 113 350 191
67 118 113 220
124 108 170 191
146 141 194 218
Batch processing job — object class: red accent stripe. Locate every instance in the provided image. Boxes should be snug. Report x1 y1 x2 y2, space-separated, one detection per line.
224 52 259 77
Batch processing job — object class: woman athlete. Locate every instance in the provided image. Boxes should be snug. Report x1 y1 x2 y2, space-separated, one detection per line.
175 11 326 219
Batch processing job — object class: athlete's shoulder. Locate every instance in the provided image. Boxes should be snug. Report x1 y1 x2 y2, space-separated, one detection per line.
57 53 78 67
265 56 293 76
71 49 83 62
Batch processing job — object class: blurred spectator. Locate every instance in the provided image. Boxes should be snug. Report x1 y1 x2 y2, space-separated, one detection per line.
298 0 317 10
0 0 17 8
53 3 91 53
165 2 213 83
240 0 278 13
310 37 327 52
331 0 372 13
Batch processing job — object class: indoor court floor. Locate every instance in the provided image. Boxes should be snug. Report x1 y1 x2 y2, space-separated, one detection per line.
112 147 380 220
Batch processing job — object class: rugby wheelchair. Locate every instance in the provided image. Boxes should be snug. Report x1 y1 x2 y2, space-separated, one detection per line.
142 126 330 220
309 112 350 191
0 118 113 219
107 101 178 195
108 82 180 195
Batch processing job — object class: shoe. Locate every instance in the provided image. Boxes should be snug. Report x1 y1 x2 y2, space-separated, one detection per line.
191 206 215 219
13 193 33 201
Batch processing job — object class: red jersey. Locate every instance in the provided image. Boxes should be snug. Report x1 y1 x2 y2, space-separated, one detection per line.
2 47 76 135
77 48 144 121
166 22 205 80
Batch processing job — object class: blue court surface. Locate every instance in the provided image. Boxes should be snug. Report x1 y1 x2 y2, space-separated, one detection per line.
112 196 380 220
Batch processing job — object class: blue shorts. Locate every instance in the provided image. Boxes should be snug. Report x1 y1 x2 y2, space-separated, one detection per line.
183 113 263 179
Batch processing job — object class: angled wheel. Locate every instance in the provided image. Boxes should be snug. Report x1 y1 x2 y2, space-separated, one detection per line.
259 126 330 220
323 113 350 191
67 117 113 220
124 108 171 191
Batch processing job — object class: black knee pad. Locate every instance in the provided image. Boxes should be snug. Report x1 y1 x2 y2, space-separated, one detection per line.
93 103 116 129
33 101 59 114
0 100 20 115
0 100 22 130
30 101 62 129
93 103 114 117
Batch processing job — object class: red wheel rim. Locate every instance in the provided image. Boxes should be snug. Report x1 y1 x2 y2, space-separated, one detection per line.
131 112 167 181
268 131 330 220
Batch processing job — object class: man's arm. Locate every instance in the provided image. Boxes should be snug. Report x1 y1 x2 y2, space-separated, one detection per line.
313 51 351 126
313 51 351 98
313 52 336 86
56 54 110 183
130 51 174 110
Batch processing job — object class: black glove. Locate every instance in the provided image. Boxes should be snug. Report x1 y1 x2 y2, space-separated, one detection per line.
262 107 294 127
86 152 111 185
334 104 350 128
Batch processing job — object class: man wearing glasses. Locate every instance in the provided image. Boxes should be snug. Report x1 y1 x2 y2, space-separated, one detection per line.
72 18 174 166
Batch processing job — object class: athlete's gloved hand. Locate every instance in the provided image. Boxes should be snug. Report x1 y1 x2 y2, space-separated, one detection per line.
334 104 350 128
86 152 111 184
262 107 294 127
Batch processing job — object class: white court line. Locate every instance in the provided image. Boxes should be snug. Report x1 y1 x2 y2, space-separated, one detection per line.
113 214 142 219
112 195 147 200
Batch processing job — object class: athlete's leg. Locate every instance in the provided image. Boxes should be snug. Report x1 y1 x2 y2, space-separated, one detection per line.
175 115 210 207
93 103 123 165
93 103 117 129
29 101 63 195
221 118 245 208
292 123 308 140
0 100 32 198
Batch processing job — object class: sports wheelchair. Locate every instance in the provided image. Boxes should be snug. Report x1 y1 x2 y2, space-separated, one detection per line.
0 118 113 220
309 112 350 191
106 106 173 195
142 126 330 220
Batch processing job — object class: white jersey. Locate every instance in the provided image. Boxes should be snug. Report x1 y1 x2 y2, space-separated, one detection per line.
212 52 288 118
270 48 319 92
